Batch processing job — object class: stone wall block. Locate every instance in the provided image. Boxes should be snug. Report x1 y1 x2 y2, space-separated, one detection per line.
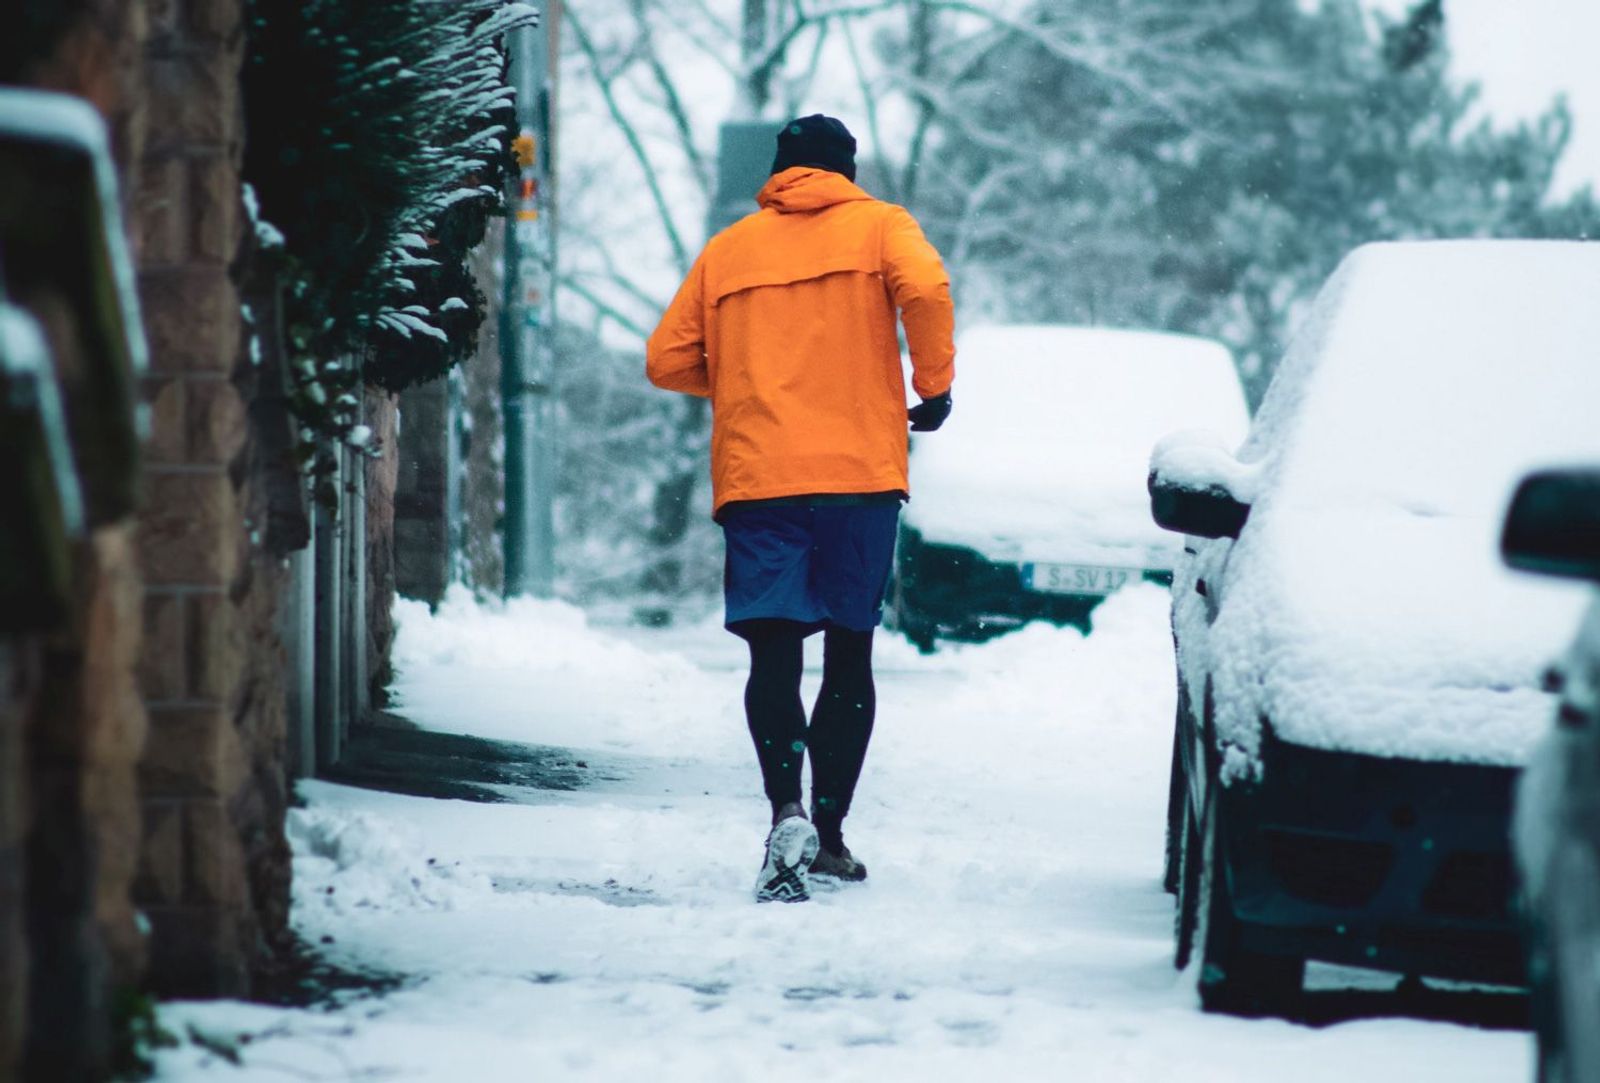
146 0 182 41
186 592 243 703
0 645 31 1079
187 378 248 466
139 268 240 374
191 157 240 264
139 590 185 702
138 472 239 586
85 761 147 987
143 906 248 998
76 527 149 768
365 391 400 702
182 801 247 907
139 707 246 799
187 0 243 42
134 155 187 267
0 837 22 1076
134 802 183 907
144 52 236 151
143 377 187 464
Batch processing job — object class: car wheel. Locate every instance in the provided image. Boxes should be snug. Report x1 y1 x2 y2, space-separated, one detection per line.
1164 726 1185 896
889 571 938 654
1194 789 1304 1015
1540 843 1600 1083
1174 788 1201 970
1531 918 1571 1083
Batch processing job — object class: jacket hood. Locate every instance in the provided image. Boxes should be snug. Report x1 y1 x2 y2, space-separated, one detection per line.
757 167 873 214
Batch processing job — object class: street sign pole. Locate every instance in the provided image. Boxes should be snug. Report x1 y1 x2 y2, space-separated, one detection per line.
502 5 559 598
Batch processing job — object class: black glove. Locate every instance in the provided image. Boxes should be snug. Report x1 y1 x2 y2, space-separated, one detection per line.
908 391 952 432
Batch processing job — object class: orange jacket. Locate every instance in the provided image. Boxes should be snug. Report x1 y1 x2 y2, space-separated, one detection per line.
646 167 955 516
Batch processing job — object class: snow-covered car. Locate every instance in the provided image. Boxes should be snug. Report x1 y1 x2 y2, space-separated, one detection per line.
1503 468 1600 1083
1150 241 1600 1014
891 325 1248 650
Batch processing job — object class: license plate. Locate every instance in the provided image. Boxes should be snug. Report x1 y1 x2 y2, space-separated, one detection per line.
1023 563 1140 596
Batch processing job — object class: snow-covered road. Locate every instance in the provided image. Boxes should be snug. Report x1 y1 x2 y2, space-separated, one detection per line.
154 586 1530 1081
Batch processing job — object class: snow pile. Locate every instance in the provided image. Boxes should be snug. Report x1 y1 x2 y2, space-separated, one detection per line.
1190 241 1600 770
904 585 1172 741
289 807 491 913
391 587 739 757
392 587 702 676
907 325 1249 567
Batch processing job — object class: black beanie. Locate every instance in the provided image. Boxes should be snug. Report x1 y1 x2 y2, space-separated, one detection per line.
770 115 857 182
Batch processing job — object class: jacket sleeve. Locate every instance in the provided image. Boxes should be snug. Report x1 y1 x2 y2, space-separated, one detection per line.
646 252 711 398
882 206 955 400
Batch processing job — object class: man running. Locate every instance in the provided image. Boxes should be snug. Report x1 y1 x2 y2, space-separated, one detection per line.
646 115 956 902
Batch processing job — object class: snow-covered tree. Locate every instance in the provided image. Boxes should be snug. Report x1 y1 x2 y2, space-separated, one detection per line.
553 0 1600 604
906 0 1600 397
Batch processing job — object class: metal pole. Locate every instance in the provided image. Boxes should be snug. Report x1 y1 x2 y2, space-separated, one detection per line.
313 449 344 771
284 524 316 778
502 5 558 598
346 441 368 728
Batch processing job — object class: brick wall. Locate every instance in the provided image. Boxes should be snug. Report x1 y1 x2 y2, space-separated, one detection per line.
0 641 37 1077
461 241 506 597
3 0 310 1070
133 0 291 997
28 526 148 1077
395 379 454 606
366 391 402 704
2 3 154 1077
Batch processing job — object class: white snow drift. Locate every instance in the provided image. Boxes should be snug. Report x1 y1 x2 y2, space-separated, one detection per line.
151 587 1526 1081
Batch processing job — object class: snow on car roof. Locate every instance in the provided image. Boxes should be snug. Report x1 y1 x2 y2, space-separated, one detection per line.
1205 240 1600 771
906 325 1249 566
1255 240 1600 518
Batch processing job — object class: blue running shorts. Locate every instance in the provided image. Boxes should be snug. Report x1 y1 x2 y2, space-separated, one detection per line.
721 503 901 634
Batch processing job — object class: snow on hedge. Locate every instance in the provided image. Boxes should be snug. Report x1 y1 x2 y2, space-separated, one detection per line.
1191 240 1600 774
906 325 1249 567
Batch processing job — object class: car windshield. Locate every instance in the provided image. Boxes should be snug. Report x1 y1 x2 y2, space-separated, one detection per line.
1259 242 1600 520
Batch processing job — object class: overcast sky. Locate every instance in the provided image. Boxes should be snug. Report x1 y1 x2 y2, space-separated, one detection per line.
1369 0 1600 195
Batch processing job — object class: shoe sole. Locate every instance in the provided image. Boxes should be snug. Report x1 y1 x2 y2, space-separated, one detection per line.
754 818 820 904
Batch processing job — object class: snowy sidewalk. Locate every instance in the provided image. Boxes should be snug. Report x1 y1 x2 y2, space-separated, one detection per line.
153 587 1529 1081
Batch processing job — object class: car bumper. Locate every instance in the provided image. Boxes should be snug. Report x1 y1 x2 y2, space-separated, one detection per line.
895 527 1170 639
1223 733 1523 985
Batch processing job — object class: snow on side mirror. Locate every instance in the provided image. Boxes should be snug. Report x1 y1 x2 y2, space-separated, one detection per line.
1502 468 1600 583
1147 430 1254 540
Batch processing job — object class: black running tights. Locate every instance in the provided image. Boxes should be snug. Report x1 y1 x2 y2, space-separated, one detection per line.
741 620 876 848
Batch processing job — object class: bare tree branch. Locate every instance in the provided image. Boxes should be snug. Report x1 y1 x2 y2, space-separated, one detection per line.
629 0 714 198
566 4 694 276
841 16 898 203
901 0 937 206
559 272 655 339
783 18 833 118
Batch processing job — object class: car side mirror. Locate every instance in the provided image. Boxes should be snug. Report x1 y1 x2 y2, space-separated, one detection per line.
1148 430 1253 540
1502 468 1600 583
